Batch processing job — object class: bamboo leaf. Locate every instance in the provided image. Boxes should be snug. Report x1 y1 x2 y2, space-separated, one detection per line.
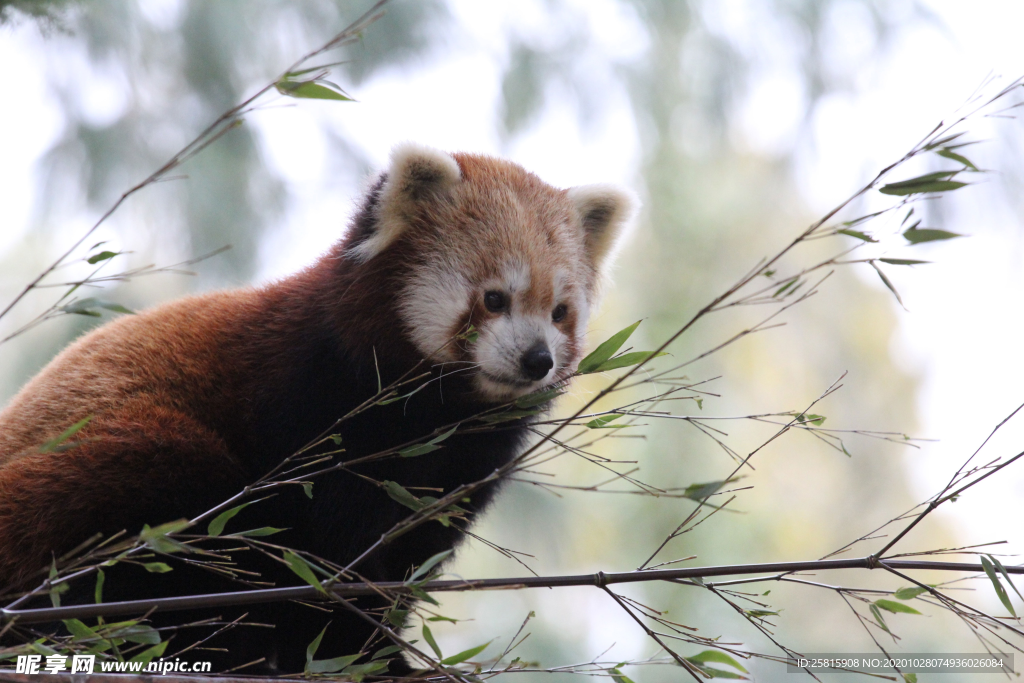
880 171 967 195
306 624 327 665
276 78 353 101
893 586 928 600
937 147 978 170
870 262 904 307
341 660 390 680
577 321 641 373
515 387 564 409
590 351 667 373
981 555 1016 616
837 228 876 242
874 599 921 615
86 250 119 264
232 527 285 537
129 640 168 664
372 645 404 660
439 640 492 665
586 414 625 429
309 653 362 674
284 550 325 595
422 624 443 659
384 481 425 512
399 443 442 458
686 650 749 673
142 562 173 573
869 604 890 633
682 480 731 501
903 228 962 244
39 416 92 453
207 501 254 537
991 555 1024 603
94 569 105 604
407 549 452 584
879 258 930 266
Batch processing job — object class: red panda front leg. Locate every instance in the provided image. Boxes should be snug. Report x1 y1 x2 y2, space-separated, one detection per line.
0 402 247 591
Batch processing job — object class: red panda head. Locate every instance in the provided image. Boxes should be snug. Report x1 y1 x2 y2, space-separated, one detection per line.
345 144 636 402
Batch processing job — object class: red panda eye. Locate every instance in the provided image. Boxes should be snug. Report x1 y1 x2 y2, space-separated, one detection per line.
484 291 508 313
552 304 568 322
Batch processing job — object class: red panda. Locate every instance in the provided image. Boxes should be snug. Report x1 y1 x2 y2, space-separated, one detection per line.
0 144 635 672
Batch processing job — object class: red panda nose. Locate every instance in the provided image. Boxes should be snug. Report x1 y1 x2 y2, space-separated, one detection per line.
521 342 554 381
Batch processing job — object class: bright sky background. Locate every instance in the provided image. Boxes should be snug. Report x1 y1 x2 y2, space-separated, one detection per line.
1 0 1023 664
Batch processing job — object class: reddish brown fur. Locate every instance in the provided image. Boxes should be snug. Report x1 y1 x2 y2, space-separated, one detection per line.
0 149 632 670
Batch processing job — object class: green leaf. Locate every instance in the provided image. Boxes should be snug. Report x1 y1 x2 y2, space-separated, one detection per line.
744 609 778 618
990 555 1024 603
586 414 625 429
115 624 161 645
385 609 408 628
903 228 963 244
400 424 461 457
880 171 967 195
63 618 98 640
309 653 362 674
207 501 254 537
682 480 729 501
303 482 314 499
893 586 928 600
233 527 285 537
39 416 92 453
407 550 452 584
342 660 390 680
372 645 404 660
869 604 890 633
86 250 119 264
577 321 641 373
794 413 826 426
384 481 425 512
129 640 168 665
686 650 749 673
440 640 492 665
143 562 173 573
589 350 667 373
515 387 564 409
842 211 885 227
276 78 354 101
924 131 967 150
140 519 191 554
837 228 877 242
936 147 978 170
874 599 921 615
399 443 442 458
773 278 799 298
94 569 105 604
981 555 1016 617
609 667 636 683
422 624 443 659
870 262 904 307
879 258 930 266
284 550 325 594
306 624 327 664
61 297 134 316
479 408 541 424
903 674 918 683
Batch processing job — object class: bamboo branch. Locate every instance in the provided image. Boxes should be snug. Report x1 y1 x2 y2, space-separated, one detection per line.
4 557 1020 626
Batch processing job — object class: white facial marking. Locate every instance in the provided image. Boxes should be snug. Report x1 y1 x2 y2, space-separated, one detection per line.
399 259 471 361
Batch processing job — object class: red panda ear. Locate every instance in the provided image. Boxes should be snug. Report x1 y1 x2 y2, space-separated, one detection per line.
567 184 638 273
349 143 462 262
